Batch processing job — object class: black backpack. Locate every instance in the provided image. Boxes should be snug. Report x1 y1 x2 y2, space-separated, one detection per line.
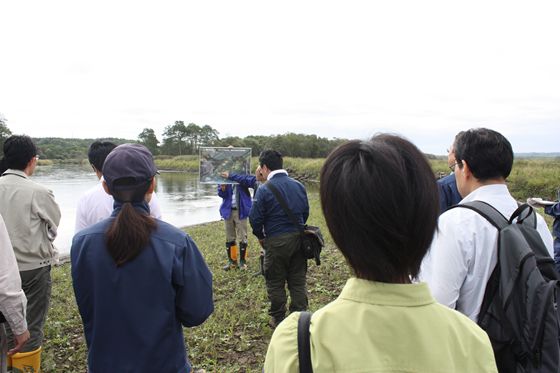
454 201 560 373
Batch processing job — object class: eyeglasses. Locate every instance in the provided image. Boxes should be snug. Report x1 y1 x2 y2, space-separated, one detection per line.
35 155 40 160
448 161 461 172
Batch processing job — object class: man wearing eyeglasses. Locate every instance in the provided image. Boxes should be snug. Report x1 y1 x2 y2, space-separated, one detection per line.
421 128 553 322
0 135 61 371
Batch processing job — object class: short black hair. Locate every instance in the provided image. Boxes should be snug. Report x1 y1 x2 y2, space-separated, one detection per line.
88 141 117 172
320 134 439 282
259 150 283 171
0 135 37 173
454 128 513 181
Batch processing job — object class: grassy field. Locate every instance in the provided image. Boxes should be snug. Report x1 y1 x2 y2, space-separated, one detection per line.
42 193 349 372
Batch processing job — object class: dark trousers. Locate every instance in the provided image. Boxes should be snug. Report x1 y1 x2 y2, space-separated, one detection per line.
6 266 51 352
263 232 308 323
1 323 7 373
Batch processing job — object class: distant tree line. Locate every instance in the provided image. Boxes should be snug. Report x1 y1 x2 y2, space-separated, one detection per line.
0 114 11 154
0 120 349 160
143 121 348 158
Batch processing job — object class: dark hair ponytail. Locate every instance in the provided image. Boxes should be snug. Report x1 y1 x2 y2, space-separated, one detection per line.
106 202 156 266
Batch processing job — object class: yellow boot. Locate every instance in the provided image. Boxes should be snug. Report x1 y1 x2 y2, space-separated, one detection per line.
9 346 41 373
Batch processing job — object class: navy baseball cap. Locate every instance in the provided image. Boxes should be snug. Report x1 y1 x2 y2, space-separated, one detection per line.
102 143 158 194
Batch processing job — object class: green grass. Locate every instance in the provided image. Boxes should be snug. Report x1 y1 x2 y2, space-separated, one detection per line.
155 155 200 172
42 194 349 372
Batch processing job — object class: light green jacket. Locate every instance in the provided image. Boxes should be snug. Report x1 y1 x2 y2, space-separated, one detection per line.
0 169 61 271
264 278 498 373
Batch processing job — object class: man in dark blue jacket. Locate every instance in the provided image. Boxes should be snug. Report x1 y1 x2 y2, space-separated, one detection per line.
437 173 461 214
437 134 463 214
249 150 309 327
218 172 257 270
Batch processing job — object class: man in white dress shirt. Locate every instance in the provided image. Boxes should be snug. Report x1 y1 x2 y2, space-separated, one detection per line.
75 141 162 233
421 128 554 322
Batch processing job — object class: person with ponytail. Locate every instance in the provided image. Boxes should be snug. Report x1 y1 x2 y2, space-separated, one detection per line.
71 144 214 373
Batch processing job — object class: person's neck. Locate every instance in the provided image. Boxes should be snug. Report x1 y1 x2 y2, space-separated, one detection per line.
357 274 412 284
467 178 506 195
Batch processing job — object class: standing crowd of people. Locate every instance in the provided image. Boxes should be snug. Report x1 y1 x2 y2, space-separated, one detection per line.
0 128 559 372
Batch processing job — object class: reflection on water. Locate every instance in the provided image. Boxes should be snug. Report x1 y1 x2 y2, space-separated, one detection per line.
32 165 221 255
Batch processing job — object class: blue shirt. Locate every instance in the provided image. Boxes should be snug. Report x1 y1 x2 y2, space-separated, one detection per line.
218 173 257 220
249 173 309 240
437 174 462 214
71 202 214 373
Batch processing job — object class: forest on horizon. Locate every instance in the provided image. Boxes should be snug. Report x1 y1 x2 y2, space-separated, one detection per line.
1 120 352 160
1 119 558 160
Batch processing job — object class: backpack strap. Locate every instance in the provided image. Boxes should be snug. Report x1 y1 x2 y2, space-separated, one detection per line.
449 200 509 230
510 203 537 228
451 201 537 230
266 182 304 233
297 311 313 373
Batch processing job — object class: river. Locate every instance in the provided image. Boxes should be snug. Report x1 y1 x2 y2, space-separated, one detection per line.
32 164 222 255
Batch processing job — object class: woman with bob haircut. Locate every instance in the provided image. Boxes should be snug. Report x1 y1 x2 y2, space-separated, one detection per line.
264 134 497 372
71 144 213 373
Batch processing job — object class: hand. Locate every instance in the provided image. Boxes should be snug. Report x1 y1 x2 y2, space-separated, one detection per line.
8 329 30 355
259 239 265 248
255 166 265 182
220 185 226 191
220 171 230 179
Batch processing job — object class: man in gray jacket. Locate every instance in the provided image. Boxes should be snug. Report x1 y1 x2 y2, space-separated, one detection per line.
0 135 60 371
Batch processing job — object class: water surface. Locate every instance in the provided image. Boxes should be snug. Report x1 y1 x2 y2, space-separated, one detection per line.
32 165 222 255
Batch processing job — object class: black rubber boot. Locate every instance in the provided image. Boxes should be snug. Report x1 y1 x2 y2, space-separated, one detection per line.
239 241 248 270
223 241 238 271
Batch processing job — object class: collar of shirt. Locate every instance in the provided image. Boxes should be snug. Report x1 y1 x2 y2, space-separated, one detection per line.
339 278 435 307
2 169 29 179
461 184 510 205
267 169 288 181
111 200 151 216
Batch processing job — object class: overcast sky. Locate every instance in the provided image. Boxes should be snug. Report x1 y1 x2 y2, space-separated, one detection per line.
1 1 558 155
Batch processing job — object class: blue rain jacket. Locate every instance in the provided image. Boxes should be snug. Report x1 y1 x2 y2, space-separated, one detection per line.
71 201 214 373
218 173 257 220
